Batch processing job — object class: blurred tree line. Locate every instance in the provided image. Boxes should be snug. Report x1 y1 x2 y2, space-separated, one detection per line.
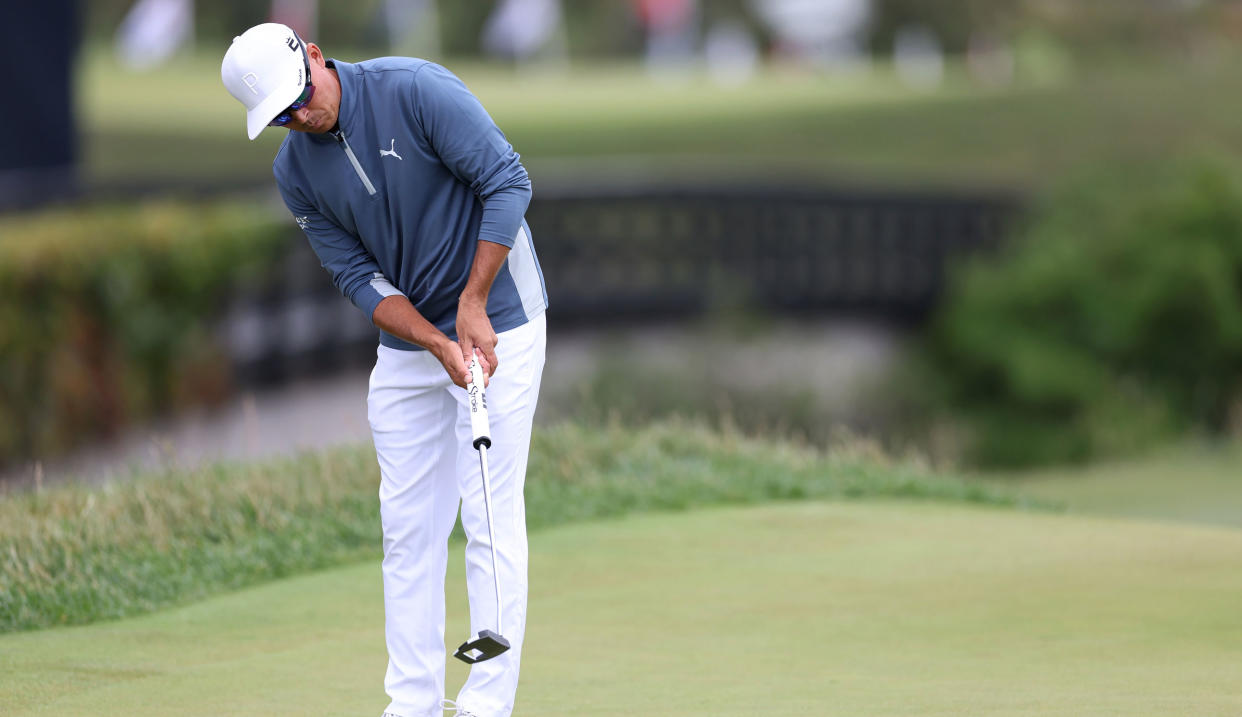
82 0 1242 60
868 0 1240 56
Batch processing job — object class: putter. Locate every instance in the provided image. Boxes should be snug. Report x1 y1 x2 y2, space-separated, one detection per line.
453 354 512 665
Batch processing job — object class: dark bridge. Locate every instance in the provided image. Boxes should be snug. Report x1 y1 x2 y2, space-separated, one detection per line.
224 185 1020 385
529 185 1017 322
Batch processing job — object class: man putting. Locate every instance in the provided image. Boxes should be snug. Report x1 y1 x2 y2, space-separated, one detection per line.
222 23 548 717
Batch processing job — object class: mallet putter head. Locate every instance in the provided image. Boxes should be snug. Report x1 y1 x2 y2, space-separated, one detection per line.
454 630 511 664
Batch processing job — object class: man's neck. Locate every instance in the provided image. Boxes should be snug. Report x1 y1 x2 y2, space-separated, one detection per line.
326 60 342 130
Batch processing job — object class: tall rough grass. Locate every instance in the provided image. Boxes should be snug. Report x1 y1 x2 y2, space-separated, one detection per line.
0 420 1042 633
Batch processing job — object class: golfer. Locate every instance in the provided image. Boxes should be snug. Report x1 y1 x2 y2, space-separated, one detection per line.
222 23 547 717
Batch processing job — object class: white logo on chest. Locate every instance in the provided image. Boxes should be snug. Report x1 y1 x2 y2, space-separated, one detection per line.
379 139 403 161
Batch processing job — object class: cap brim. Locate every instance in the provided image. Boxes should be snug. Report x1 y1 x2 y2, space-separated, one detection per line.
244 83 303 140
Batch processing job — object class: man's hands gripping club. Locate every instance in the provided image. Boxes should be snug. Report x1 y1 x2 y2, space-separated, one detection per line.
372 295 494 389
454 239 510 386
454 296 497 387
370 240 509 389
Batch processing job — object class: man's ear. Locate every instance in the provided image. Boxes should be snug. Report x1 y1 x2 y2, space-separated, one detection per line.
306 42 325 66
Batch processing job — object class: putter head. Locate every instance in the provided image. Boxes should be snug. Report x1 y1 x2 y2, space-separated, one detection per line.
454 630 511 664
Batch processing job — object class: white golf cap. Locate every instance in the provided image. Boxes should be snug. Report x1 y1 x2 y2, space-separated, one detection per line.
221 23 309 140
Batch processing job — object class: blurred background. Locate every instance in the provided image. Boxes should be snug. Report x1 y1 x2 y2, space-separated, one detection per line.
2 0 1241 513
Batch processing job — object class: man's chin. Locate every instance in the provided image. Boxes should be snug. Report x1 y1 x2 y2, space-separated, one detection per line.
292 119 328 133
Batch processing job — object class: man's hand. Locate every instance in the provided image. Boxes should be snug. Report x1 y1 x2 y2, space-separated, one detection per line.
431 336 472 389
456 297 498 385
456 240 509 384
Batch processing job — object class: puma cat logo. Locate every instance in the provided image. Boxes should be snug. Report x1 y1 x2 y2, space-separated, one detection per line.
380 139 403 161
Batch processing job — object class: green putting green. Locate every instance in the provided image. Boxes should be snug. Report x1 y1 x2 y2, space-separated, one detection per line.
985 444 1242 530
3 501 1241 715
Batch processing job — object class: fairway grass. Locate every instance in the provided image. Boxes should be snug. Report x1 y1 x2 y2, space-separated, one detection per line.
3 501 1240 716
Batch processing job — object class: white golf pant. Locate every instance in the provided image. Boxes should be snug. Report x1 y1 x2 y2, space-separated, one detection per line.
369 313 545 717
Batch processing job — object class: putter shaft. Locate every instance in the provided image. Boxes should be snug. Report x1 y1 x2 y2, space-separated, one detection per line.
478 444 502 635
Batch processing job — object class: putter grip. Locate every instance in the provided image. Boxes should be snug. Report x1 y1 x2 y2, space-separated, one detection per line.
468 356 491 449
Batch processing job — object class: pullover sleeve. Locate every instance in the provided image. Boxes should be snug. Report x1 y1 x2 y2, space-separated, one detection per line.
412 63 531 248
276 177 401 324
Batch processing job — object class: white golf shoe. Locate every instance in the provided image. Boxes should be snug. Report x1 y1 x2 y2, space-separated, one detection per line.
378 698 481 717
440 698 480 716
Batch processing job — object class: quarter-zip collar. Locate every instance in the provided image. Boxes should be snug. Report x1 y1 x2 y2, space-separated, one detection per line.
299 59 377 195
306 59 360 144
330 59 362 136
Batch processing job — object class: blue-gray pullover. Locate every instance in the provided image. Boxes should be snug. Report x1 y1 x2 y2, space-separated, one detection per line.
273 58 547 351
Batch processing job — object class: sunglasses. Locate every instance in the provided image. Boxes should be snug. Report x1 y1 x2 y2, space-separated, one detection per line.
268 83 315 127
269 40 315 127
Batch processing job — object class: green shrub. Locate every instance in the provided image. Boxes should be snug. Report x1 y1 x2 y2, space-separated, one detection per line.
917 160 1242 467
0 201 289 467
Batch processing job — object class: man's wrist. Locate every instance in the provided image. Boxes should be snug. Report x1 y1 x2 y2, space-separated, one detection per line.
430 335 458 355
458 291 487 308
